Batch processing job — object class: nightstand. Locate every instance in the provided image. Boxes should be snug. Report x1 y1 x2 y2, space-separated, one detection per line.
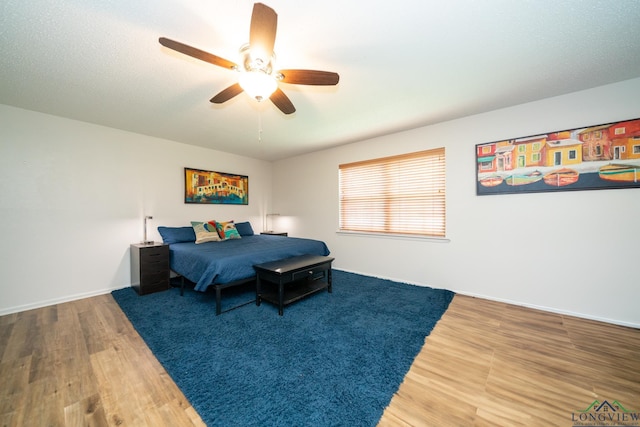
260 231 288 236
130 243 170 295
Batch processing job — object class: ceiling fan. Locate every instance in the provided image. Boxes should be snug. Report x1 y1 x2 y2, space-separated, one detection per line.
159 3 339 115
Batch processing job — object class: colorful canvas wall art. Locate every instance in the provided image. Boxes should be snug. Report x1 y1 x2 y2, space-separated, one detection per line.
184 168 248 204
476 118 640 195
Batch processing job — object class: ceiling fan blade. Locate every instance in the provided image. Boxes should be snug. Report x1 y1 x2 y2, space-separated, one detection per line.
159 37 237 70
270 88 296 115
278 69 340 86
210 83 244 104
249 3 277 59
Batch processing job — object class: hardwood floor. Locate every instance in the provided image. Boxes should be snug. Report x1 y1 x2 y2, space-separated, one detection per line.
378 295 640 426
0 294 204 427
1 293 638 426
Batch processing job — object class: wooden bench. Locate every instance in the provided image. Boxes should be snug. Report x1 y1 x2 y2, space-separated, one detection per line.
254 254 334 315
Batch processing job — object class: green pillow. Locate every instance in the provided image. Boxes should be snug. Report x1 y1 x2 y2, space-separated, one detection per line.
215 220 241 240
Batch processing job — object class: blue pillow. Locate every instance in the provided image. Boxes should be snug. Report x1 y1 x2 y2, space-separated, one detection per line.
234 221 254 236
157 226 196 244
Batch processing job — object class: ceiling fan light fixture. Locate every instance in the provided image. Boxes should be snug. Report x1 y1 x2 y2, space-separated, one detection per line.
158 3 338 114
238 70 277 102
237 43 277 102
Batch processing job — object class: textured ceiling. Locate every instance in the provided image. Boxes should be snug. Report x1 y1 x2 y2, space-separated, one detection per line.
2 0 640 161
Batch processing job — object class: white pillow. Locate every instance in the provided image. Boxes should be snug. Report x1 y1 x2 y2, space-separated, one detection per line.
191 221 221 244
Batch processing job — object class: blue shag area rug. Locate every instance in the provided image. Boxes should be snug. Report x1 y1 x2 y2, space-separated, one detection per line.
112 270 454 426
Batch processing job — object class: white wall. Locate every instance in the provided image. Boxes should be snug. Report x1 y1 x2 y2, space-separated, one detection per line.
272 78 640 327
3 79 639 325
0 105 272 315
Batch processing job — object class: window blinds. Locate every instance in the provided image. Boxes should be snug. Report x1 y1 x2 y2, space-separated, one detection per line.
339 148 446 237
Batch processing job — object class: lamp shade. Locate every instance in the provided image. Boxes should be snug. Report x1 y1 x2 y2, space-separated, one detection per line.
238 71 277 101
238 43 277 102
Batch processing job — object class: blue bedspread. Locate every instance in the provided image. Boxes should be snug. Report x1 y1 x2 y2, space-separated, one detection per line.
169 235 330 291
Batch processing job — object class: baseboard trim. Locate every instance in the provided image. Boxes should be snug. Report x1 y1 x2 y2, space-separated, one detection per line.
451 289 640 329
4 270 639 329
0 286 129 316
334 268 639 329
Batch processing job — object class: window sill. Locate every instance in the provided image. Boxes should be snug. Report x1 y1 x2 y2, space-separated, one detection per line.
336 230 450 243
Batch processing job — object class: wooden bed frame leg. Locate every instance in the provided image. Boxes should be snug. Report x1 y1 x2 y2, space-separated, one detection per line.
180 276 185 296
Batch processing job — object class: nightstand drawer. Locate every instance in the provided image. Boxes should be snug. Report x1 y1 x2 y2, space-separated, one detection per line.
141 268 170 282
141 274 171 293
140 245 169 262
140 257 169 273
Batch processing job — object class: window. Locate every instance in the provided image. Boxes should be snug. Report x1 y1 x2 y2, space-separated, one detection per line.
479 160 493 171
339 148 446 238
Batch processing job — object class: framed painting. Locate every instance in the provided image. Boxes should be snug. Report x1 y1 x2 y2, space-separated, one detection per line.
184 168 248 205
476 117 640 195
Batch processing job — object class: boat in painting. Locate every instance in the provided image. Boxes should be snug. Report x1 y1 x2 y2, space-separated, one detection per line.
505 171 543 186
479 175 504 187
543 168 579 187
598 163 640 182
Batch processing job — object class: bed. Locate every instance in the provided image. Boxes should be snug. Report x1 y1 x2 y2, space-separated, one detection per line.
158 222 330 314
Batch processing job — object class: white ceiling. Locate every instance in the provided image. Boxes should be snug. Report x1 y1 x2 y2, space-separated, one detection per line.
2 1 640 161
